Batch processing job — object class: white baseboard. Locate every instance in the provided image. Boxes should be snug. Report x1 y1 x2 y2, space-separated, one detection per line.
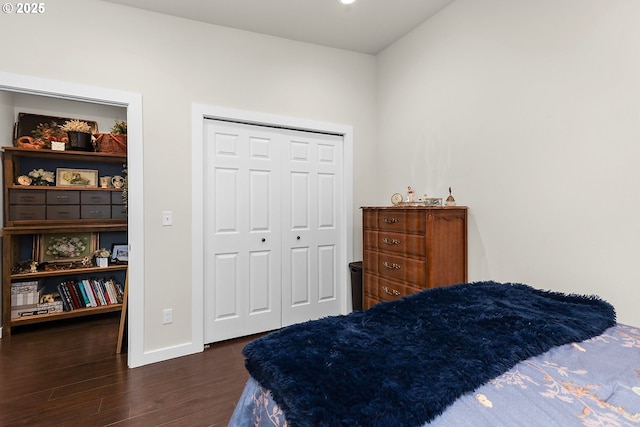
129 341 204 368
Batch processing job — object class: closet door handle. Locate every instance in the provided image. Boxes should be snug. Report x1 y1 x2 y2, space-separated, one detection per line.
261 238 266 242
297 236 300 240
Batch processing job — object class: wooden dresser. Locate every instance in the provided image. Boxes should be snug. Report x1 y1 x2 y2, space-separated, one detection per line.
362 206 468 309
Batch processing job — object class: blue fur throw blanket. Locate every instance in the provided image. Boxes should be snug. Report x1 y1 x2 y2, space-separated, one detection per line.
242 281 616 427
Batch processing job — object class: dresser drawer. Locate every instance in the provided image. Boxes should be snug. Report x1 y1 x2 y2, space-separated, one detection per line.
364 273 421 303
364 231 426 258
376 277 421 303
81 205 111 219
369 252 426 286
10 205 45 220
10 190 46 205
47 205 80 220
375 210 426 234
377 232 426 258
80 191 111 205
46 190 80 205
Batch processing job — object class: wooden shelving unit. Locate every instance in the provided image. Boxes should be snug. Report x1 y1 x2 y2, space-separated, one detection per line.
2 147 128 335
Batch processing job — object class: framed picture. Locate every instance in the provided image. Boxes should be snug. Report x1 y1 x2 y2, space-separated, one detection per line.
37 232 97 263
111 243 129 262
56 168 99 187
14 112 98 149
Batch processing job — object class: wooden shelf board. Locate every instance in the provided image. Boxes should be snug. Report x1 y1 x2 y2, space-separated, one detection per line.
2 146 126 162
7 184 123 192
3 223 127 234
10 304 123 326
11 264 128 280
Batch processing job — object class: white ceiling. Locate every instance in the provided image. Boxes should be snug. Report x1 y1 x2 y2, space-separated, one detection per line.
101 0 454 55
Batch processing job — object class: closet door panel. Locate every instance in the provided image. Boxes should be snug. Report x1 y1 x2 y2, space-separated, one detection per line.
282 131 342 326
213 253 241 319
290 171 310 229
248 250 271 313
318 245 337 301
204 122 282 343
289 247 310 306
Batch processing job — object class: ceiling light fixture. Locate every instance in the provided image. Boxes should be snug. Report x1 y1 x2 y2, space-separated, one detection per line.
341 0 356 4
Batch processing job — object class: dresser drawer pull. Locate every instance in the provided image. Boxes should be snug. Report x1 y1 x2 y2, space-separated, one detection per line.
382 238 400 245
382 286 401 296
382 217 400 224
382 261 401 270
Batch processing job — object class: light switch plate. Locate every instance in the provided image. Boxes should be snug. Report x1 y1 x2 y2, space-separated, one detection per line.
162 211 172 226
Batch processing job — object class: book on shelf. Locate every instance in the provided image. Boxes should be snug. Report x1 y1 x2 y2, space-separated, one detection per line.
57 283 72 311
82 280 98 307
76 281 91 307
92 279 105 305
66 281 83 309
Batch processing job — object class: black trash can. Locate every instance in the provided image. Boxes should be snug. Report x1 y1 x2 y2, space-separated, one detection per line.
349 261 363 311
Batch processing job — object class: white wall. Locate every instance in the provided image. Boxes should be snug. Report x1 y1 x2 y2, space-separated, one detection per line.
0 0 376 356
377 0 640 325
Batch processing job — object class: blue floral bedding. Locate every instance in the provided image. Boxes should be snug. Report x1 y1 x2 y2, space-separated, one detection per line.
230 324 640 427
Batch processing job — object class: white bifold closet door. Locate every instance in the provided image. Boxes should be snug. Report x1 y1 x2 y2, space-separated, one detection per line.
204 120 343 344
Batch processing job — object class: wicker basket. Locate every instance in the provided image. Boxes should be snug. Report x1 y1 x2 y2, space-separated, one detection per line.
95 133 127 154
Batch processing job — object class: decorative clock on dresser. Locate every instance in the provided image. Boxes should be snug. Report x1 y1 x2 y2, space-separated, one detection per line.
361 206 468 309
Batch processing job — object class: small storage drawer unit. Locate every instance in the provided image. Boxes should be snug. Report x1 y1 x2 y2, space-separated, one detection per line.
111 191 124 205
10 190 45 205
361 206 468 309
81 191 111 205
46 190 79 205
8 189 126 222
10 205 46 221
81 205 111 219
47 205 80 220
111 205 127 219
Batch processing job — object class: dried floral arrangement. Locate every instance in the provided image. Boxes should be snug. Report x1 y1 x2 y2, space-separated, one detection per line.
60 119 92 133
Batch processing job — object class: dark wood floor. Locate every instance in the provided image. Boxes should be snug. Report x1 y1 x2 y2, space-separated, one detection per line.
0 314 256 427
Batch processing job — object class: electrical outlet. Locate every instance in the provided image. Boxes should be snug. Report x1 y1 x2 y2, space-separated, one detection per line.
162 308 173 324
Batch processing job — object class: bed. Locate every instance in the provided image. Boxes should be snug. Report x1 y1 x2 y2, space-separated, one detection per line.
229 281 640 427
